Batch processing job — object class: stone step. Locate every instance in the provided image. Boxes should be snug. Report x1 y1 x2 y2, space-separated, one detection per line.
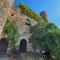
19 52 44 60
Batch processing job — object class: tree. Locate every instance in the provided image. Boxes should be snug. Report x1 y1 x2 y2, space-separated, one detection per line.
30 22 60 60
44 23 60 59
3 17 19 50
30 22 49 50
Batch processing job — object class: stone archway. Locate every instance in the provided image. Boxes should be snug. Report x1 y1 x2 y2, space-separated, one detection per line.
19 39 27 53
0 38 9 55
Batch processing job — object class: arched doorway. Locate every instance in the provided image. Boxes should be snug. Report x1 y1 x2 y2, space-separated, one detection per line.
19 39 27 53
0 38 9 55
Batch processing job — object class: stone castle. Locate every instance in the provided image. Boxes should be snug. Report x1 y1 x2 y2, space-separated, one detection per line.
0 0 38 54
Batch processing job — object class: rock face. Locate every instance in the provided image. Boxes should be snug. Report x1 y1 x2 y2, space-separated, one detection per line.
0 0 13 37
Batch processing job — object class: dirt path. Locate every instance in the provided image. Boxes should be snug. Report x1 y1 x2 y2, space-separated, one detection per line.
0 52 44 60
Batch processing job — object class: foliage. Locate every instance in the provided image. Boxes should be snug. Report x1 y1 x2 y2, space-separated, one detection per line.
18 2 60 59
30 22 48 49
18 2 44 23
3 17 19 49
30 22 60 59
45 23 58 30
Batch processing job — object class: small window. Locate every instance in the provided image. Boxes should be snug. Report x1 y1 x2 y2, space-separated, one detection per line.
11 14 14 16
25 18 31 26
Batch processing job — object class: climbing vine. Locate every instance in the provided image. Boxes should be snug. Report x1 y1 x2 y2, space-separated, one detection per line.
3 17 19 49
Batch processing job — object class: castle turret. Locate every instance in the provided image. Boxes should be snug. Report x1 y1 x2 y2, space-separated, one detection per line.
40 11 48 21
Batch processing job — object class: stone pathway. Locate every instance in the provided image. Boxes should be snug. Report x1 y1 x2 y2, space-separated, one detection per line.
0 55 8 60
19 52 44 60
0 52 44 60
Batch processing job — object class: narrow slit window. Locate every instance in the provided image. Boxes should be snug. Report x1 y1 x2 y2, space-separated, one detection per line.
25 18 31 26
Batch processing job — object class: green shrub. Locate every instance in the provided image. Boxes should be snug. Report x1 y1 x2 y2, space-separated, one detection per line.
3 17 19 49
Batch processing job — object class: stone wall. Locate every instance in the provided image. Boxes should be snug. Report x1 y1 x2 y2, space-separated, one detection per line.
0 0 13 37
15 13 38 52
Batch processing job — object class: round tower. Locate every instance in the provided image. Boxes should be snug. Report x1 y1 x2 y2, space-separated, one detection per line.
40 11 48 21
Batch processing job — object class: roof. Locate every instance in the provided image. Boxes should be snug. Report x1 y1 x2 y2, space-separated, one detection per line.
19 3 44 23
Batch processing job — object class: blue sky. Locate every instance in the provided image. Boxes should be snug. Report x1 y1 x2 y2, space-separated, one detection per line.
14 0 60 28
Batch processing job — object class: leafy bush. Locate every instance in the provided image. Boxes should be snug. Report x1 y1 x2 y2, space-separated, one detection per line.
30 23 60 60
3 17 19 49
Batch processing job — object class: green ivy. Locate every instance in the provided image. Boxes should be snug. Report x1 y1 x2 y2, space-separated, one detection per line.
3 17 19 49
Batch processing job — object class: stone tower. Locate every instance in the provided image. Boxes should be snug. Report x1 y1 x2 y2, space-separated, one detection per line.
40 11 48 21
0 0 13 37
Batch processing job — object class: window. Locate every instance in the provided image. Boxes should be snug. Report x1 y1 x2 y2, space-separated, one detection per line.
25 18 31 26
